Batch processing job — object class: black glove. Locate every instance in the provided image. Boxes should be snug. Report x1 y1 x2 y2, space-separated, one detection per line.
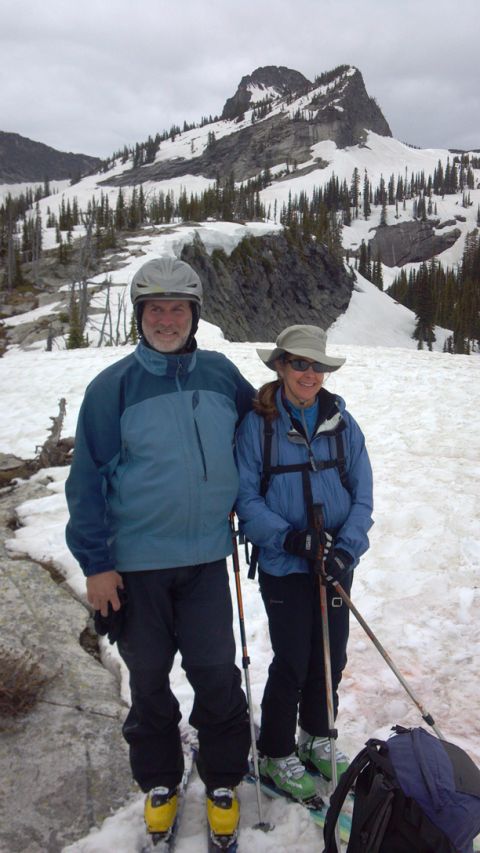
284 528 333 562
94 587 128 645
324 549 353 584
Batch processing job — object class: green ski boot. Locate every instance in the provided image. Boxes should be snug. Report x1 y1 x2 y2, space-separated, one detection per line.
298 734 350 780
260 753 317 802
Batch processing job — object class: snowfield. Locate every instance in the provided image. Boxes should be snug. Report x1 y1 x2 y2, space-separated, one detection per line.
2 284 479 850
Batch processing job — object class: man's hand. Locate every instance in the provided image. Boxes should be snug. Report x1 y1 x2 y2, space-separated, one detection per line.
87 570 124 617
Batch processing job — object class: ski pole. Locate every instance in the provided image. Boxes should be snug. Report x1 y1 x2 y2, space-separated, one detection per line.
313 504 342 853
327 576 445 740
229 513 273 833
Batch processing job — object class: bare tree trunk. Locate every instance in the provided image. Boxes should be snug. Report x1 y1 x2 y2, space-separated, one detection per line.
35 398 68 470
98 277 111 347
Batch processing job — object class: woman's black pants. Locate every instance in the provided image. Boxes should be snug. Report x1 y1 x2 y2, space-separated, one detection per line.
257 568 352 758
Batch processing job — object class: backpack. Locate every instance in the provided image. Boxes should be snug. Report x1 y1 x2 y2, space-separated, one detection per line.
323 725 480 853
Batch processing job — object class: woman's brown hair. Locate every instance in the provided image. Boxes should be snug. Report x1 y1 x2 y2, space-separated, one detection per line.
253 378 282 420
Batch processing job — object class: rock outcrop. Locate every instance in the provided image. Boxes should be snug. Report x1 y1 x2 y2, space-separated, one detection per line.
0 479 133 853
369 219 461 267
221 65 310 120
181 231 353 340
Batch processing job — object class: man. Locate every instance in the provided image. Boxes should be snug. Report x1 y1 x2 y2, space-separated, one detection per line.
65 257 254 846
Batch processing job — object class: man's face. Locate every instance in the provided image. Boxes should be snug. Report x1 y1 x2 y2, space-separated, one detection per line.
141 299 193 353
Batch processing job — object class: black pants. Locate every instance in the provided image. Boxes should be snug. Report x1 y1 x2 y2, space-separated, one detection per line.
117 560 250 792
258 569 352 758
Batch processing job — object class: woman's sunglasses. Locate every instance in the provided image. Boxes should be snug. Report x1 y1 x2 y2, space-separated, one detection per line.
285 358 326 374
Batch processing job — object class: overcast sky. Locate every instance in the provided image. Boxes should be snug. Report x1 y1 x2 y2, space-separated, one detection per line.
2 0 479 160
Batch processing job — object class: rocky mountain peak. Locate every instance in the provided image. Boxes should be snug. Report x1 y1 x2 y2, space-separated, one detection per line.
307 65 392 144
221 65 311 120
103 63 392 188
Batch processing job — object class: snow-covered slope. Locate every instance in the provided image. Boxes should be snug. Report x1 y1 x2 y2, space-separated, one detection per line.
2 326 479 853
2 71 478 356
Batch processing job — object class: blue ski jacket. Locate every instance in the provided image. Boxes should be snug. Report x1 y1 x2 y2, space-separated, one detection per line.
65 340 254 576
235 387 373 576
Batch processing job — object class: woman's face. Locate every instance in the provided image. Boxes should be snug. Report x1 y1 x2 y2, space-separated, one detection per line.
276 354 325 408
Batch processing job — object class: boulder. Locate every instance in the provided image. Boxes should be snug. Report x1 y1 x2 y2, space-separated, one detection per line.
369 219 461 267
0 480 134 853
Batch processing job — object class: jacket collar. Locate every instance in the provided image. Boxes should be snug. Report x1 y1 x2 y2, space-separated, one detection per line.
134 339 197 377
276 386 345 439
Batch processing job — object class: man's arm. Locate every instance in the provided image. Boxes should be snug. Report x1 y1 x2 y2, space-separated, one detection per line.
65 375 122 582
233 367 255 424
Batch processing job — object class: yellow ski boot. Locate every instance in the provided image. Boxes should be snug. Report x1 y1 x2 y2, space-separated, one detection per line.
206 787 239 848
144 786 178 843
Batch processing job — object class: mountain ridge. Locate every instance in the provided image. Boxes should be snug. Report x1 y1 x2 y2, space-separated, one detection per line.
0 131 101 183
100 64 392 186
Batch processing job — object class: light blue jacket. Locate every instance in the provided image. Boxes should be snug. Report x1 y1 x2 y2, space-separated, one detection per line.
235 387 373 576
65 340 254 576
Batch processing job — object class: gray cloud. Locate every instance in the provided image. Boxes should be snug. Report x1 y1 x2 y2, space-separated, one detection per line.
1 0 479 159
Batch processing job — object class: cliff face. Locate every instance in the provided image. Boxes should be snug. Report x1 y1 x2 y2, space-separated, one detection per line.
369 219 462 266
307 66 392 148
104 64 391 187
181 231 353 341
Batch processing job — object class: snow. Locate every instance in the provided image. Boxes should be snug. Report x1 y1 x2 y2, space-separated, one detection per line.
2 108 480 849
2 245 479 850
247 84 279 104
7 117 479 286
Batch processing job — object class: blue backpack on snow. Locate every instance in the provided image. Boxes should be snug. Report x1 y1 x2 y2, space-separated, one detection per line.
323 725 480 853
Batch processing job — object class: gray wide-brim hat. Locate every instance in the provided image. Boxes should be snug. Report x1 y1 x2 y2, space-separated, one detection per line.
257 325 346 372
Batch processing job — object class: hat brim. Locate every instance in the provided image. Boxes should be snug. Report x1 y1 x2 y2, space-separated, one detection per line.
256 346 345 372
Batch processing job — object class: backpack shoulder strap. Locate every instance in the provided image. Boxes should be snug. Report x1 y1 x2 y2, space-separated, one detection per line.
259 417 274 497
247 417 350 580
247 417 274 579
323 745 373 851
323 740 392 853
334 429 349 489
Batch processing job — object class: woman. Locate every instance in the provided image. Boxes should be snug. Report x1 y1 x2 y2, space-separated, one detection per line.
235 325 373 802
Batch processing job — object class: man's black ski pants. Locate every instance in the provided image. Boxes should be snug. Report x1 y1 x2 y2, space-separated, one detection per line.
117 559 250 792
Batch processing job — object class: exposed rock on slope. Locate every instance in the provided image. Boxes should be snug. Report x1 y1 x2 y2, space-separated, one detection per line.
370 219 461 267
103 65 391 187
221 65 310 120
0 479 132 853
181 231 353 340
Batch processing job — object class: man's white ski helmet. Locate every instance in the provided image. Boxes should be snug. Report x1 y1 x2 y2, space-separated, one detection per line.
130 257 203 308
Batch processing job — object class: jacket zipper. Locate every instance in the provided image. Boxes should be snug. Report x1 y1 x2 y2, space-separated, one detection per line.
194 419 208 481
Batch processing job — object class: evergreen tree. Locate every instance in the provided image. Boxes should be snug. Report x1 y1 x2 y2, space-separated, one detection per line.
358 240 368 278
115 189 126 230
379 199 388 227
411 264 436 350
363 171 371 220
67 299 88 349
372 251 383 290
350 167 360 218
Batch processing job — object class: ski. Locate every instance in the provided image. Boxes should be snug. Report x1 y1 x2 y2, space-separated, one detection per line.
207 831 238 853
140 726 198 852
244 767 351 842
